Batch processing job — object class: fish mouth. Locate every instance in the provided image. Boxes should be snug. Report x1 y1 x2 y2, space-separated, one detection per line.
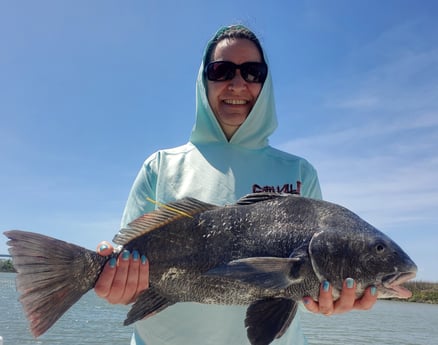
380 271 417 298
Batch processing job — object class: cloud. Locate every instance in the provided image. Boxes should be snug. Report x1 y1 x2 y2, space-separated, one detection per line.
279 119 438 222
278 20 438 232
278 108 438 283
316 17 438 117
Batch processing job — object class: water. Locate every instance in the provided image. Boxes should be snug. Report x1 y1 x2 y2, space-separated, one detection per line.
0 273 132 345
300 299 438 344
1 273 438 345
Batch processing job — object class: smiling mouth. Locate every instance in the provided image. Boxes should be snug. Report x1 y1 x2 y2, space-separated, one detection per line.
223 99 248 105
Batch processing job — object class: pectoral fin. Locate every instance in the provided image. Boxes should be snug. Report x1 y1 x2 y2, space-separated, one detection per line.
245 298 298 345
204 257 303 290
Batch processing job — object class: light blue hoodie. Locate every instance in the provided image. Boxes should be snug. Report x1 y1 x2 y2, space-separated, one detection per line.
123 26 322 345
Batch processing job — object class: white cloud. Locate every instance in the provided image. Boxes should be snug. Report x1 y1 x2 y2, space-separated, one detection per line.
279 117 438 281
319 17 438 119
279 113 438 217
277 23 438 280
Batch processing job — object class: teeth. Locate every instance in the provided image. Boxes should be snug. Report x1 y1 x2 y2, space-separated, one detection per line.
224 99 247 105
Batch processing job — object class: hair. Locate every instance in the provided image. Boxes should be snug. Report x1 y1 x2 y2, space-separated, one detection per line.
203 25 266 66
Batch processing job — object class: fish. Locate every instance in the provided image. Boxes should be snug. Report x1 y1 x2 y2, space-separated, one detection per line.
4 193 417 345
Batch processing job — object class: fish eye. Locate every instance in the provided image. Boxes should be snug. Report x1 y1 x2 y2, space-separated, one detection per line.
375 242 387 254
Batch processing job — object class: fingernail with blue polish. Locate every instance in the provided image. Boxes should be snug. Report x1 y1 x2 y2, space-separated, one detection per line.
122 250 130 260
346 278 354 289
109 257 117 268
371 286 377 296
303 297 311 305
99 244 109 252
141 255 147 265
132 250 139 261
323 280 330 292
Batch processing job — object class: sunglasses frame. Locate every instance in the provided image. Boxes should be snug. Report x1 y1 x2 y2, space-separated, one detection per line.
204 61 268 83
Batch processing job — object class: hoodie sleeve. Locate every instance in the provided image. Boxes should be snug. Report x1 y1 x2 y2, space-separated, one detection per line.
119 153 159 228
301 161 323 200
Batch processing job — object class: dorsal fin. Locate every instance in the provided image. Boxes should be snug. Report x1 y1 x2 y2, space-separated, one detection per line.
113 197 217 245
236 192 290 206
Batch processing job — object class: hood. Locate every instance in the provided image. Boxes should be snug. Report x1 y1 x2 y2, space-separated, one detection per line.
189 26 278 149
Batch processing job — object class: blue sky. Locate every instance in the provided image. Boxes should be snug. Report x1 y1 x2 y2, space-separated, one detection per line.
1 1 437 281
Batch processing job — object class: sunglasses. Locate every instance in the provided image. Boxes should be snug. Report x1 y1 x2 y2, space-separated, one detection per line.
204 61 268 83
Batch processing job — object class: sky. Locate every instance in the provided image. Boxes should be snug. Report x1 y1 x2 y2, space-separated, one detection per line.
0 1 437 281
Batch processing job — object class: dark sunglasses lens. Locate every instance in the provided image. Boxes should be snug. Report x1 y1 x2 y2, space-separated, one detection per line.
206 62 235 81
206 61 267 83
241 63 267 83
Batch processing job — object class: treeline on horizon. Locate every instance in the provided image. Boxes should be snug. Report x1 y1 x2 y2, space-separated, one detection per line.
0 259 16 272
402 281 438 304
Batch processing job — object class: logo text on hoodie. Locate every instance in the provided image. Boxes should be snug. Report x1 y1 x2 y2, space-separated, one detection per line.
252 181 301 195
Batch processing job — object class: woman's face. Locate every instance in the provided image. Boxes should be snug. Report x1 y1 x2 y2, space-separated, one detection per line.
207 38 264 140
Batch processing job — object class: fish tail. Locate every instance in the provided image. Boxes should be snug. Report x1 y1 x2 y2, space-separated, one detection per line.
4 230 108 337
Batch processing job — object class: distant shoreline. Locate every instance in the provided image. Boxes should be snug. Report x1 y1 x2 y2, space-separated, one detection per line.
0 259 15 273
401 281 438 304
1 259 437 304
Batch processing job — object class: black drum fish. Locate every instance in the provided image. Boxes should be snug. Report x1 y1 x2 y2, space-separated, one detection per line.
4 193 417 345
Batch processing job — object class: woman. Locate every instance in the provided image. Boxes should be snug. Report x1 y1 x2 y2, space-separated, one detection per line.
95 25 377 345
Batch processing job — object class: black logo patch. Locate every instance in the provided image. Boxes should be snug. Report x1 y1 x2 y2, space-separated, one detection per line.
252 181 301 195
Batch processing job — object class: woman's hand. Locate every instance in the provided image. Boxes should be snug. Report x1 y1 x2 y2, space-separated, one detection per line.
303 278 377 315
94 241 149 305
